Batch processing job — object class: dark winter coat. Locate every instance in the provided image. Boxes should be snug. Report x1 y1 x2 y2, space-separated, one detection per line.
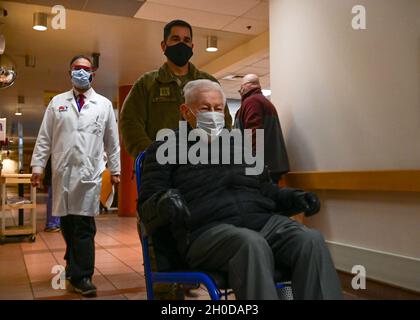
138 125 301 270
235 88 290 175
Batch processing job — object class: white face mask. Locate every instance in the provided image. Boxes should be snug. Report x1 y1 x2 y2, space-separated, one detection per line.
194 111 225 138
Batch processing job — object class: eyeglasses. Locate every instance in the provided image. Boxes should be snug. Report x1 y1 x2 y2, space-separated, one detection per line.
71 65 93 72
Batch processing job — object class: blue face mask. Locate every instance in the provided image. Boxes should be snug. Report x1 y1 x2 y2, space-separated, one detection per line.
71 69 92 89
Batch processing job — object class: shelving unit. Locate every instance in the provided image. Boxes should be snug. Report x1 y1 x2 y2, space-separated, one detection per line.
0 173 37 243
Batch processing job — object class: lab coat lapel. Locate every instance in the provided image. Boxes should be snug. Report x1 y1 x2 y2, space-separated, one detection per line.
83 88 98 111
64 89 80 115
65 88 98 114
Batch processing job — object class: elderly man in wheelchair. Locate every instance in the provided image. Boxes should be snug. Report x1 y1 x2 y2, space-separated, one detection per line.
138 79 342 300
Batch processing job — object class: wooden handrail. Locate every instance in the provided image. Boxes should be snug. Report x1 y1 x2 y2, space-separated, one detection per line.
1 174 32 178
284 170 420 193
0 173 33 185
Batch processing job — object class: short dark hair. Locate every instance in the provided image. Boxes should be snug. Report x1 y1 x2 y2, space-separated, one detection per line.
69 55 92 67
163 20 193 42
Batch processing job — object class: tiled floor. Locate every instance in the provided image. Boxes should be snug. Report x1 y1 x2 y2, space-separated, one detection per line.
0 192 359 300
0 192 209 300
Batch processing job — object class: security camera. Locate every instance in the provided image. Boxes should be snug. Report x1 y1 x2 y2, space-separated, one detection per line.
0 8 7 17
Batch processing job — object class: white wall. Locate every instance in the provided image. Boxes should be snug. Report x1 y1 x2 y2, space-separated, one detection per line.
270 0 420 291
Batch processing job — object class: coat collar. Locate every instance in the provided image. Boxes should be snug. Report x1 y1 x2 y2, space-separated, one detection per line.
65 88 98 113
241 87 263 102
73 87 95 101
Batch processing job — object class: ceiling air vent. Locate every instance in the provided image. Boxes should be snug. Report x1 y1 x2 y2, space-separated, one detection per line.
222 74 244 81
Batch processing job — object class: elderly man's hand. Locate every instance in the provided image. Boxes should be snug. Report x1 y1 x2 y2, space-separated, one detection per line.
293 191 321 217
31 173 41 187
111 175 120 187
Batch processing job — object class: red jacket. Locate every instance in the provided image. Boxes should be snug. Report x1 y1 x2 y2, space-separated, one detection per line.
234 88 290 175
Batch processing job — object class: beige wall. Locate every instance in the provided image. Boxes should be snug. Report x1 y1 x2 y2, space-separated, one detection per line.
270 0 420 290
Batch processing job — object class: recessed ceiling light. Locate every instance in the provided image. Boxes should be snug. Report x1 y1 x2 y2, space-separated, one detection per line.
222 75 243 81
222 75 235 80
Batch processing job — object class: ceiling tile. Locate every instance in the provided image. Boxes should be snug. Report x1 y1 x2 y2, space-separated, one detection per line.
236 65 269 77
222 17 268 35
135 2 236 30
84 0 146 17
250 57 269 69
4 0 86 10
242 1 268 21
4 0 145 16
146 0 260 16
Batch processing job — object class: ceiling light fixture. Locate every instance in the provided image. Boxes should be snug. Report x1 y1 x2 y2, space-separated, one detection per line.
25 55 36 68
0 18 5 55
0 34 5 55
206 36 218 52
15 95 24 116
33 12 48 31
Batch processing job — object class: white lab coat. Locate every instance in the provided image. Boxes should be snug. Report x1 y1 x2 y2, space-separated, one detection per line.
31 88 120 217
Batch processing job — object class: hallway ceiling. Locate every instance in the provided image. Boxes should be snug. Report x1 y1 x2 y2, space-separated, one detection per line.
2 0 146 17
5 0 268 35
135 0 269 35
0 0 270 139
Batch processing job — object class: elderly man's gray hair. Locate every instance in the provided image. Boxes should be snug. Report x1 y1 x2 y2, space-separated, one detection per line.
183 79 226 106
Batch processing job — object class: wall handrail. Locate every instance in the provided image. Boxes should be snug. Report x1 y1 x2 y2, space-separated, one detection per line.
284 170 420 193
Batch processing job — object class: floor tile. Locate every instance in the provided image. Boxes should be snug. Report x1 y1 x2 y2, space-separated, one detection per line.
104 272 146 290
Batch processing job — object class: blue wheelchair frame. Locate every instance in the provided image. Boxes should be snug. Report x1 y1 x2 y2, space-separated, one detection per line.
135 151 288 300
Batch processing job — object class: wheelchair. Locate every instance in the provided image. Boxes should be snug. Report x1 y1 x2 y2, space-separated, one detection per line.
135 151 293 300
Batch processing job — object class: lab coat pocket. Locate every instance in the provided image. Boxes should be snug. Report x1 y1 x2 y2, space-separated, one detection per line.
81 156 103 182
89 119 104 137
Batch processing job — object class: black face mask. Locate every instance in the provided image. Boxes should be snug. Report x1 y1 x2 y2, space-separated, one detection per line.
164 42 193 67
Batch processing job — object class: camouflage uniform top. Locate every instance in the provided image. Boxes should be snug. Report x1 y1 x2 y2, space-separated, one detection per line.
120 62 233 157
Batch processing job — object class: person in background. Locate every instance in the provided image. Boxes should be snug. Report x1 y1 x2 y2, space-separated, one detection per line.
30 55 120 297
43 157 60 232
235 74 290 184
120 19 232 299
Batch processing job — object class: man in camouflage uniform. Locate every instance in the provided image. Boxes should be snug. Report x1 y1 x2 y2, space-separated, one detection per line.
120 19 232 157
120 19 232 299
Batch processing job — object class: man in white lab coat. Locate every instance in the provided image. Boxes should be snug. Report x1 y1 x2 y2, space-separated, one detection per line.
31 55 120 297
